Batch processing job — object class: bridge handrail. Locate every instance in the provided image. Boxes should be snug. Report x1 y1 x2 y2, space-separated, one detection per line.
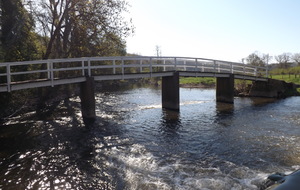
0 56 268 92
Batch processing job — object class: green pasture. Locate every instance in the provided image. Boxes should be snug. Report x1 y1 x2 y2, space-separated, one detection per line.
179 77 215 85
269 74 300 84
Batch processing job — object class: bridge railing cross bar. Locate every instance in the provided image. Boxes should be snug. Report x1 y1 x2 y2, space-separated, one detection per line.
0 56 268 93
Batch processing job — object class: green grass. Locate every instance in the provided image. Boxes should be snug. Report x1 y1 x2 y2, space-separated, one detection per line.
269 74 300 84
180 77 215 85
270 66 300 75
180 77 253 87
180 75 300 89
235 79 252 86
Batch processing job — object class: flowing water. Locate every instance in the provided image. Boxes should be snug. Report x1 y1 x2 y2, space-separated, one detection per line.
1 86 300 190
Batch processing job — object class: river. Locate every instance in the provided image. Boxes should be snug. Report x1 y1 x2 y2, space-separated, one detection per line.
1 86 300 189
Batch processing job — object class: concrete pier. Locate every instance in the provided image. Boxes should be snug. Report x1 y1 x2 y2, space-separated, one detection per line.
216 74 234 103
162 72 180 110
80 77 96 124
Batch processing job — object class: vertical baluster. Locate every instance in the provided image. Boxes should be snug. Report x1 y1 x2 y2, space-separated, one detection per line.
213 60 216 73
82 60 85 76
47 62 51 79
88 59 91 76
50 62 54 87
174 58 177 70
195 59 198 77
150 57 153 77
121 58 124 79
140 59 143 73
113 60 116 74
6 64 11 92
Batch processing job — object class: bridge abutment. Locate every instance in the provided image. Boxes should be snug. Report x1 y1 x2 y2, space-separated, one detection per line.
216 74 234 103
80 76 96 124
162 72 180 110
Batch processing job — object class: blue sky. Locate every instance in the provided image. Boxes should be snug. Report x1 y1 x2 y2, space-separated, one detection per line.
125 0 300 62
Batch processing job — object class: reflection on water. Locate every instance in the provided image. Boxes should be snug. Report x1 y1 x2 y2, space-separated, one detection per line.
1 87 300 189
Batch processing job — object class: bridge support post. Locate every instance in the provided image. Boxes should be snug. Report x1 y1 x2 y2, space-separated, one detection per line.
162 72 180 110
80 76 96 124
216 74 234 103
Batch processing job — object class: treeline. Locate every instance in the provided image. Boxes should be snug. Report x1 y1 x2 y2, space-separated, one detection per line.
244 51 300 69
0 0 133 62
0 0 134 119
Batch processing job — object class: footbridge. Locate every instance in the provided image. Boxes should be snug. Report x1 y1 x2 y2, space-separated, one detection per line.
0 56 269 121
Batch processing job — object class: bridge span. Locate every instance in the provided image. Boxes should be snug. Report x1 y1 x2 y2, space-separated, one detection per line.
0 56 268 92
0 56 269 122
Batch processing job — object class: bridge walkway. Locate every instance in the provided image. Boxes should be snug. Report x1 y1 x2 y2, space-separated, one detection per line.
0 56 268 92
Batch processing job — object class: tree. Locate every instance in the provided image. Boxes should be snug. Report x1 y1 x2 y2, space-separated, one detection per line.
29 0 134 59
0 0 40 118
291 53 300 66
0 0 39 62
155 45 162 57
246 52 265 67
262 53 272 66
275 53 291 69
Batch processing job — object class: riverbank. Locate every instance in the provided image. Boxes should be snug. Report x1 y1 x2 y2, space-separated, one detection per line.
179 77 300 98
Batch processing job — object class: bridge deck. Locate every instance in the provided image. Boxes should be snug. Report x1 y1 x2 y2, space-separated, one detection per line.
0 56 268 92
0 71 268 92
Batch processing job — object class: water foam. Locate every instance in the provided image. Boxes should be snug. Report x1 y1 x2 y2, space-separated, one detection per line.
100 139 266 190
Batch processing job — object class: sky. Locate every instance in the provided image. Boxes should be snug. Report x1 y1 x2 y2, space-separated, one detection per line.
125 0 300 62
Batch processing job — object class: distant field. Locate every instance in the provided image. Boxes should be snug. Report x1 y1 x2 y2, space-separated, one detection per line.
179 75 300 94
179 77 251 87
269 74 300 84
180 77 215 85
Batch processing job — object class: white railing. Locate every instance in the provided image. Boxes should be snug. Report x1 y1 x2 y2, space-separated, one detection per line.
0 56 268 92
